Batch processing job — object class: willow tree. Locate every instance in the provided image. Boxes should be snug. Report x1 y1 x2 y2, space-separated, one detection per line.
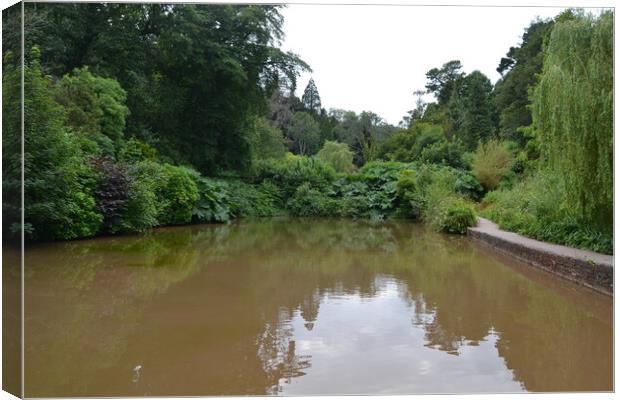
532 10 613 231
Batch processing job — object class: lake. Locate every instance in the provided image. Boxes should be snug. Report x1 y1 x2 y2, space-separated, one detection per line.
18 218 612 396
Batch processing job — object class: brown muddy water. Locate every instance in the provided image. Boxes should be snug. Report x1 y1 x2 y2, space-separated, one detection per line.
17 218 612 396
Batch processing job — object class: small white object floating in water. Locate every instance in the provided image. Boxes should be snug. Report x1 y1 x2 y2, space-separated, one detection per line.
132 365 142 383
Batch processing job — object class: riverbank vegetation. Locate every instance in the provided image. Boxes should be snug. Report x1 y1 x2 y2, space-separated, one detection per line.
2 5 613 254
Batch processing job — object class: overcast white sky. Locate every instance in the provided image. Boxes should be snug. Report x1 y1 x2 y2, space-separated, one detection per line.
280 5 577 125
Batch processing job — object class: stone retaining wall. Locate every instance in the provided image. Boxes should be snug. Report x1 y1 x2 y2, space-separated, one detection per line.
467 219 613 296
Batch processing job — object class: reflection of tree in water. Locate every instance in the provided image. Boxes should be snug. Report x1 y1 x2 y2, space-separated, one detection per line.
257 311 312 394
386 234 612 391
24 218 612 395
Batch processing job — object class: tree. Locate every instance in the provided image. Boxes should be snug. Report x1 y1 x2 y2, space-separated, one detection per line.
493 18 555 144
17 3 310 174
301 78 321 114
531 10 613 231
459 71 496 150
378 122 445 163
400 90 426 128
425 60 465 106
53 67 130 156
315 141 355 173
249 117 286 160
289 112 321 155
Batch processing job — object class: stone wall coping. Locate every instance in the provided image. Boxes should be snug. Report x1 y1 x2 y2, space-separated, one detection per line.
469 218 613 268
467 218 613 296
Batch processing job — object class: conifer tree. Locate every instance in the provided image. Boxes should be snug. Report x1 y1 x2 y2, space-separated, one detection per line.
301 78 322 114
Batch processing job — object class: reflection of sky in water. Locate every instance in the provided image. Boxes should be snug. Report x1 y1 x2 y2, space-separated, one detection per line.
276 277 524 395
22 220 612 396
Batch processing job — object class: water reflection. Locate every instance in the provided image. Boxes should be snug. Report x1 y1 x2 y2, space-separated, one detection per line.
22 218 612 396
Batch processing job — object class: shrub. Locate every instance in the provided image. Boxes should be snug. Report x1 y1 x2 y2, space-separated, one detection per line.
226 180 282 218
6 48 103 241
434 197 477 234
158 165 199 225
471 139 515 191
395 170 424 219
191 176 233 223
316 140 355 173
91 157 133 233
481 170 612 254
453 169 485 201
118 138 158 163
252 154 336 198
418 139 466 169
338 194 371 218
357 160 411 185
122 161 165 232
53 66 129 155
286 183 338 217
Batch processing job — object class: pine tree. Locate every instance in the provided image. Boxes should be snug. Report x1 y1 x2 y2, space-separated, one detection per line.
301 78 322 114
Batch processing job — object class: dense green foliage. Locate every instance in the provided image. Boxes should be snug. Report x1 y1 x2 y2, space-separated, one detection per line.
532 10 613 233
482 10 613 253
494 19 555 144
7 48 103 240
54 67 130 156
481 171 612 254
7 3 309 174
2 5 612 252
289 112 321 155
378 123 467 169
248 118 286 161
316 141 355 173
471 140 515 191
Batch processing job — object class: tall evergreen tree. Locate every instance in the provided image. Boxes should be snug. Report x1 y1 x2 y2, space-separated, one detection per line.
425 60 465 106
301 78 322 114
493 18 555 144
460 71 496 150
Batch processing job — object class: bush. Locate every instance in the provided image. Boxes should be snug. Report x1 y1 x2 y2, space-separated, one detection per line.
226 180 282 218
191 176 233 223
122 161 165 232
418 139 466 169
6 48 103 241
158 165 199 225
118 138 158 163
472 139 515 191
252 154 336 198
395 170 424 219
91 157 133 233
53 66 129 156
286 183 338 217
316 141 355 173
433 197 477 234
482 171 612 254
